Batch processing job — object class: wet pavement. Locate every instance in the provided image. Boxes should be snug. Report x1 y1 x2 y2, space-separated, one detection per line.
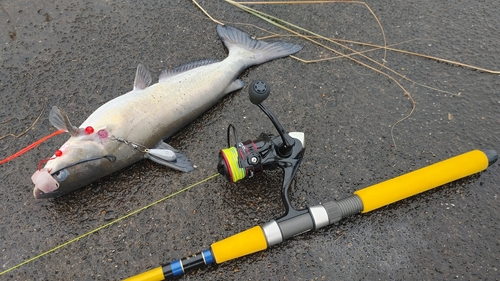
1 0 499 280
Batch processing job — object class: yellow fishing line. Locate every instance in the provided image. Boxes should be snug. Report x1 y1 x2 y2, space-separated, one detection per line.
220 147 246 182
0 173 220 276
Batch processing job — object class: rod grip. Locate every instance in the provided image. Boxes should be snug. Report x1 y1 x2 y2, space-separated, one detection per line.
211 226 268 263
354 149 493 213
123 266 163 281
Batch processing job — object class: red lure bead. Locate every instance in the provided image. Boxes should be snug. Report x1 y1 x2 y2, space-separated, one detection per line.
55 150 63 157
85 126 94 134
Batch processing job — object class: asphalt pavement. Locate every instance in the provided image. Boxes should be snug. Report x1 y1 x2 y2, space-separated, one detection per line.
1 1 499 280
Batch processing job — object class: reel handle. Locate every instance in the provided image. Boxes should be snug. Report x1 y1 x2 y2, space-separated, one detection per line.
248 80 270 105
249 81 295 157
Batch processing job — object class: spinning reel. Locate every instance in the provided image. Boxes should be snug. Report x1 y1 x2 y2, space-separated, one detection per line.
217 81 306 220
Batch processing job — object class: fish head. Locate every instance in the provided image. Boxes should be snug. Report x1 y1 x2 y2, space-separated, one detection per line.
31 133 116 199
31 106 119 199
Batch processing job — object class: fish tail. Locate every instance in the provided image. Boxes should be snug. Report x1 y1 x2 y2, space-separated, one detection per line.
217 24 302 67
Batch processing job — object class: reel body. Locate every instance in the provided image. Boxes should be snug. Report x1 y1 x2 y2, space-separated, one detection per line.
217 81 307 220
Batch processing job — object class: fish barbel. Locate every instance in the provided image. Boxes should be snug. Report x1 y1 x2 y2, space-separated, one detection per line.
31 24 302 198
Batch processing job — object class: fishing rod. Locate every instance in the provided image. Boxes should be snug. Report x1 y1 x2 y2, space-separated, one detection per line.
124 81 498 281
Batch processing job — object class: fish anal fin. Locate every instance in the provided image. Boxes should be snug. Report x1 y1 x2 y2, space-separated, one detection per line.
223 79 245 95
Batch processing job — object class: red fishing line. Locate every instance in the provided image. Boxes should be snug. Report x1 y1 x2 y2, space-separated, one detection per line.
37 156 55 171
37 150 63 170
0 130 65 165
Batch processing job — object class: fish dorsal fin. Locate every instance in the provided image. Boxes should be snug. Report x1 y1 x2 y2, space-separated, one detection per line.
158 59 219 82
133 64 152 90
49 106 78 136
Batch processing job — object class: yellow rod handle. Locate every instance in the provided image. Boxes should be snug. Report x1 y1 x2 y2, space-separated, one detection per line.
123 266 164 281
211 225 268 263
354 150 490 213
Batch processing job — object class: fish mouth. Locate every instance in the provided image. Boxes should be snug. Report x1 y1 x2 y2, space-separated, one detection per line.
33 187 63 199
31 168 61 199
31 155 115 199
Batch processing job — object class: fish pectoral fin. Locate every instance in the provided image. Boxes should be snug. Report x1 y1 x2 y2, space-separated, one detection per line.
145 142 195 173
133 64 152 90
223 79 245 94
49 106 79 136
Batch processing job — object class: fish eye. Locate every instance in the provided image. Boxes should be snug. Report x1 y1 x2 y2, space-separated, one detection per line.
53 169 69 182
